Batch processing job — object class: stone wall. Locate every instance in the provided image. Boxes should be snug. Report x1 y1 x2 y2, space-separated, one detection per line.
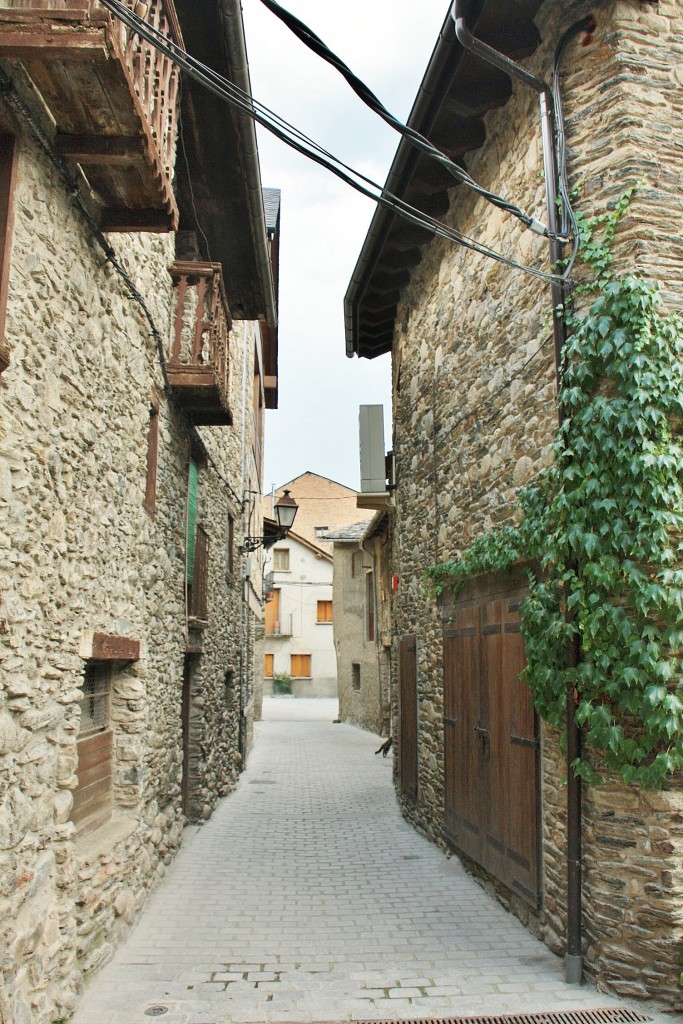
0 89 260 1023
389 0 683 1011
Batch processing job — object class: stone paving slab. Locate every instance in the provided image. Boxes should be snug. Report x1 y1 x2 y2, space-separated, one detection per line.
71 699 670 1024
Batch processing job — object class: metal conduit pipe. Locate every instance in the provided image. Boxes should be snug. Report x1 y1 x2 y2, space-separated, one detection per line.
450 0 583 986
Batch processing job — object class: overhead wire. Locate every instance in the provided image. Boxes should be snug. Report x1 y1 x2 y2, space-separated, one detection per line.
255 0 564 241
551 15 596 283
98 0 568 286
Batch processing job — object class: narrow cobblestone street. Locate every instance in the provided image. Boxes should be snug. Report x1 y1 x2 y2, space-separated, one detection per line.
72 700 669 1024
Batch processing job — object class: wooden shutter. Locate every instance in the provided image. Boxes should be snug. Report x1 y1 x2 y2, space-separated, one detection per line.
186 457 198 582
264 653 274 677
0 133 17 367
264 589 280 634
398 635 418 800
72 663 113 837
189 524 209 620
317 600 333 622
143 393 160 516
291 654 310 677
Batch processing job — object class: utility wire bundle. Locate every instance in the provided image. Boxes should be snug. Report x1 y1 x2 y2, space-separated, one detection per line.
99 0 568 286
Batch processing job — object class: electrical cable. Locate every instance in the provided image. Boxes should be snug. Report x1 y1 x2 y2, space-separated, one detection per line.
98 0 567 286
0 64 172 394
255 0 563 240
551 15 597 283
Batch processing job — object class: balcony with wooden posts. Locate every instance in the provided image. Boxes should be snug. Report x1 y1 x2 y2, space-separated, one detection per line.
0 0 182 231
168 261 232 426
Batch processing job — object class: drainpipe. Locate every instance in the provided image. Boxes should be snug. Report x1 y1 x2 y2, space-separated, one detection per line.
451 1 582 985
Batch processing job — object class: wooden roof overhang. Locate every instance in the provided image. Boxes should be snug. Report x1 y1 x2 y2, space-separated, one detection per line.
344 0 544 360
174 0 276 324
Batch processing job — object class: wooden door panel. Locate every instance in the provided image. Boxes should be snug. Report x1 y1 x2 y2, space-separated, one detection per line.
442 572 541 907
444 602 482 863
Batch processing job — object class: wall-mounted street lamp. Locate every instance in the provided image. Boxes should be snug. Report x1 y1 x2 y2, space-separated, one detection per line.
242 490 298 552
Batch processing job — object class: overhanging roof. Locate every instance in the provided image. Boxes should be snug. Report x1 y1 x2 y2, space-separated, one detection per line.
174 0 276 323
345 0 543 360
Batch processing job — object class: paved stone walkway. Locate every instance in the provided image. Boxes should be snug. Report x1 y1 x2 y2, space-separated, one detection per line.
72 698 668 1024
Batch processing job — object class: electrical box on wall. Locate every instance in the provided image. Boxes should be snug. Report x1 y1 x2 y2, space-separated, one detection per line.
359 404 386 492
358 405 394 511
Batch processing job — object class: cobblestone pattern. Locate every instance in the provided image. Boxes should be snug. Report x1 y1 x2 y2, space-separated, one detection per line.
0 107 258 1022
69 702 671 1024
389 0 683 1011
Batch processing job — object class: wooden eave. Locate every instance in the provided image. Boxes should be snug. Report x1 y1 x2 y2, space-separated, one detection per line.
345 0 544 360
173 0 274 322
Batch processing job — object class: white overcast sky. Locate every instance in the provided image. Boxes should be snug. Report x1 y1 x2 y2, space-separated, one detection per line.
240 0 451 492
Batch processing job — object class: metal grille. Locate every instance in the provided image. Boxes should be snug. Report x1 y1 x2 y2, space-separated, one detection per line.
347 1012 651 1024
79 663 111 736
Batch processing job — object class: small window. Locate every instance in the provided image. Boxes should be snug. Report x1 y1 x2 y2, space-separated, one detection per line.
72 663 113 836
314 526 329 539
264 654 274 678
317 600 333 623
291 654 311 678
0 133 18 369
352 549 363 577
273 548 290 571
352 663 361 691
227 513 235 575
143 393 160 516
366 571 375 642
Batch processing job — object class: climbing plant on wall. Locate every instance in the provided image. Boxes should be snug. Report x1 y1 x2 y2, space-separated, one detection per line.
426 186 683 788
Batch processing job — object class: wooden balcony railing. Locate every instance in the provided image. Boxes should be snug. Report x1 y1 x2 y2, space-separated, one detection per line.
168 262 233 426
0 0 182 231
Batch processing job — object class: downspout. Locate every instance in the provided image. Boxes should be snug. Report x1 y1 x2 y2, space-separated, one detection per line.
217 0 277 329
451 1 582 986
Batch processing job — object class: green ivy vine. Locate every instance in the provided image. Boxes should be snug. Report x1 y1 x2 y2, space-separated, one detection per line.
425 185 683 788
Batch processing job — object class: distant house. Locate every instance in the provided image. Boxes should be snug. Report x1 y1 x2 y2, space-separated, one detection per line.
261 529 335 697
267 471 367 548
328 514 392 736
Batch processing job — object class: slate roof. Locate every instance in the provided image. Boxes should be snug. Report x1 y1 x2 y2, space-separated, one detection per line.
262 188 281 235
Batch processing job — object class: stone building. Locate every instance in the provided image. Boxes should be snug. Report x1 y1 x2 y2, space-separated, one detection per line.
0 2 280 1021
328 514 392 737
346 0 683 1012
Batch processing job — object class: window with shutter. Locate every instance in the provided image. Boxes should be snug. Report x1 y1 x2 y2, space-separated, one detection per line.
72 662 113 837
291 654 311 678
264 654 274 678
0 133 17 374
186 457 198 583
143 392 160 516
317 600 333 623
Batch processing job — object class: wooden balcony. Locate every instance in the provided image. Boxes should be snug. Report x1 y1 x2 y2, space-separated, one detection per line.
0 0 182 231
168 261 232 426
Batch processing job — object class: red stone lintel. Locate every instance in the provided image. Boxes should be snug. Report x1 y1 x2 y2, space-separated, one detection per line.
90 632 140 662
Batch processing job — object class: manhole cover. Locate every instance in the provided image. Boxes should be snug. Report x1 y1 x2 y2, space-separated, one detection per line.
144 1008 168 1018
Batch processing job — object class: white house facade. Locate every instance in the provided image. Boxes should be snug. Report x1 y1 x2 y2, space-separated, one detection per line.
261 531 337 697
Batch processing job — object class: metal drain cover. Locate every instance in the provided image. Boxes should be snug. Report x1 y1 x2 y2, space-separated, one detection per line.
144 1007 168 1018
341 1012 651 1024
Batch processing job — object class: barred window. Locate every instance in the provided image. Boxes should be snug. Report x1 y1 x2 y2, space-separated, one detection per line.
78 662 111 736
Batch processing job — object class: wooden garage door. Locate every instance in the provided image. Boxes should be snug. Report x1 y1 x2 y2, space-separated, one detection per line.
443 570 540 907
